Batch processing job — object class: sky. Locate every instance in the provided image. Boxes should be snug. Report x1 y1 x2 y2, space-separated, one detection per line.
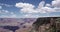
0 0 60 18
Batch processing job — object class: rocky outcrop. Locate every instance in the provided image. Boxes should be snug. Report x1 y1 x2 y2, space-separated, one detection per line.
31 17 60 32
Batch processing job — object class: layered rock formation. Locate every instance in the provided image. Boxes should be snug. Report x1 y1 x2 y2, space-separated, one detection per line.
31 17 60 32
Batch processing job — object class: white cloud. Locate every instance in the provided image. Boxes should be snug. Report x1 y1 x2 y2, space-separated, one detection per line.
0 10 15 14
52 0 60 7
0 6 2 9
22 14 40 18
0 10 9 14
15 2 44 13
15 0 60 18
15 2 37 13
45 4 51 7
37 1 45 9
10 12 14 14
1 0 60 18
0 13 17 18
5 10 9 13
0 9 17 18
0 11 2 13
0 14 17 18
0 3 13 7
9 14 17 18
15 1 60 14
15 2 35 8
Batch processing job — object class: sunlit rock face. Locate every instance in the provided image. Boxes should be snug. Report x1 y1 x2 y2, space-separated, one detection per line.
31 17 60 32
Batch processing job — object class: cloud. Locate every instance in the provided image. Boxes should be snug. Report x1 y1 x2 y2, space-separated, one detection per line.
45 4 51 7
15 2 38 13
0 13 17 18
10 12 15 15
0 11 1 13
22 14 40 18
0 3 13 7
0 9 17 18
15 0 60 18
0 9 15 14
52 0 60 7
0 10 9 14
0 6 2 9
23 13 54 18
15 2 36 13
15 1 60 14
5 10 9 13
15 2 35 8
37 1 45 9
0 0 60 18
0 14 17 18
